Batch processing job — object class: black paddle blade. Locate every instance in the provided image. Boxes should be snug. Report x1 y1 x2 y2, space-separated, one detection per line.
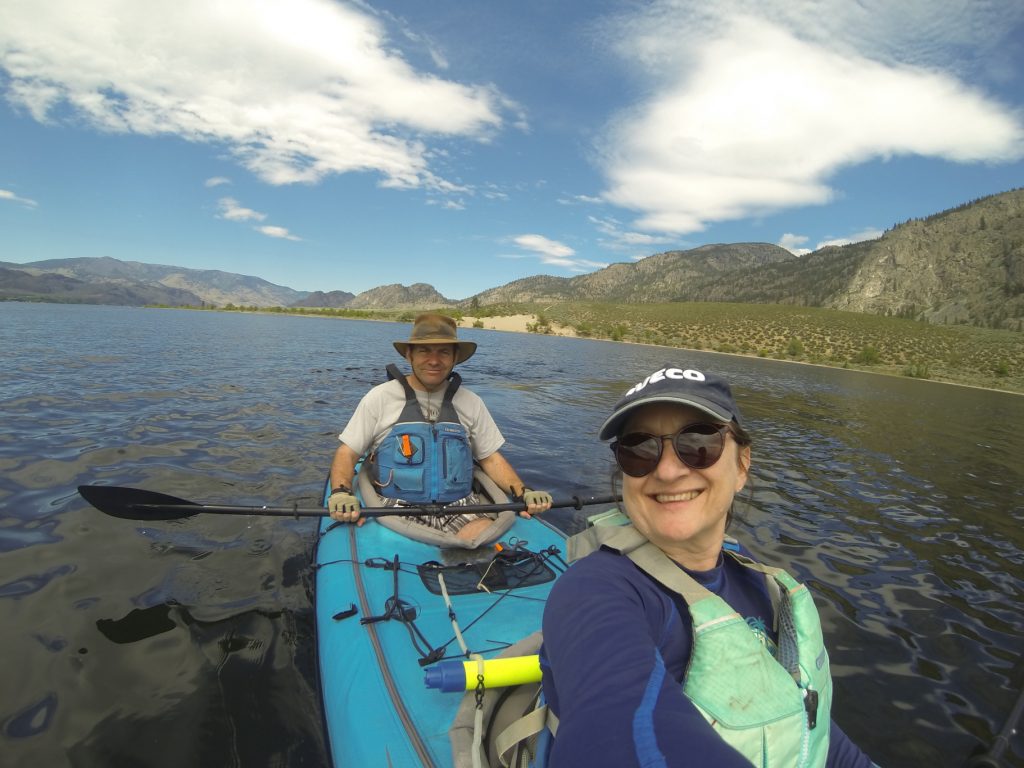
77 485 201 521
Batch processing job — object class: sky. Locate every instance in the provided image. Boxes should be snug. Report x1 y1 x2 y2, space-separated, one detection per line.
1 0 1023 300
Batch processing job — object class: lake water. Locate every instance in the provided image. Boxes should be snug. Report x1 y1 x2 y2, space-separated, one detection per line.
1 302 1021 768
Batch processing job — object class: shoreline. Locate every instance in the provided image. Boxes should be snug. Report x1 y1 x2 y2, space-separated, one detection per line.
456 313 1023 398
456 314 577 337
153 305 1024 397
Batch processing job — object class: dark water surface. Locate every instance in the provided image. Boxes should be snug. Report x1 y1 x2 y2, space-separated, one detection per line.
1 302 1021 767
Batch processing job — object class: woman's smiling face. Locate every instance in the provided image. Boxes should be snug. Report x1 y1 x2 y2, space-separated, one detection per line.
620 402 750 570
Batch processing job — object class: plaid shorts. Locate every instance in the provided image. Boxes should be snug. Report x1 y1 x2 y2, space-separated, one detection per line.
380 492 497 534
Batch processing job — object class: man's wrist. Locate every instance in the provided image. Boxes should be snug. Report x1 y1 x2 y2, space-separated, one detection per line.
331 483 352 494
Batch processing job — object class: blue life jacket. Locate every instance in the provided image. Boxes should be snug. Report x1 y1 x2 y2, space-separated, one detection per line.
372 364 474 503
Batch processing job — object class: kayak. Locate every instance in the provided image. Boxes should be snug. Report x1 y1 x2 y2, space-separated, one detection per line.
314 466 574 767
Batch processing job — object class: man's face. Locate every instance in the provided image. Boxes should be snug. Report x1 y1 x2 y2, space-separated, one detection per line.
406 344 456 390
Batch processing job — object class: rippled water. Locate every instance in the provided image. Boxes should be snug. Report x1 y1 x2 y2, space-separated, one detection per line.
1 303 1021 767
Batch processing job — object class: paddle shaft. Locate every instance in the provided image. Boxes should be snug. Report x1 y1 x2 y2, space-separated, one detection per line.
124 497 612 518
77 484 618 521
966 682 1024 767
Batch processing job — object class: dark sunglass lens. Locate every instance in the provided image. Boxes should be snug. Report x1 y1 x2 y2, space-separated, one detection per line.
673 425 725 469
614 434 662 477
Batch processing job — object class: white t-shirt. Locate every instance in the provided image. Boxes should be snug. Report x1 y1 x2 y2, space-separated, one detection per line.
338 378 505 460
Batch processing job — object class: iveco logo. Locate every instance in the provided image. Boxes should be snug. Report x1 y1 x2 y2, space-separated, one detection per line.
624 368 705 396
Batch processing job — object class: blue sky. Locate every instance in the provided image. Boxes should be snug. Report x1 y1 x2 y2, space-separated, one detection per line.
1 0 1023 299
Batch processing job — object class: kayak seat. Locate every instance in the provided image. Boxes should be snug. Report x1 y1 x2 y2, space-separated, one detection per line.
356 464 517 549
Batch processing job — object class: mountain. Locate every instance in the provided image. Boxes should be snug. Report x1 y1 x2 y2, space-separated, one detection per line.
1 256 307 307
346 283 454 310
690 189 1024 328
464 188 1024 330
469 243 794 304
0 265 207 306
2 188 1021 329
291 290 357 308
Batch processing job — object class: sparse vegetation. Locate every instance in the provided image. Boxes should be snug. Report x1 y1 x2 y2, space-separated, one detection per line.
158 299 1024 393
535 301 1024 394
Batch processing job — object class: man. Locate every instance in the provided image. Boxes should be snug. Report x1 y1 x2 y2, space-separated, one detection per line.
328 313 552 542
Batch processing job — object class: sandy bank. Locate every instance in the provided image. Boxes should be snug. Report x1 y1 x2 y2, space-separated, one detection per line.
457 314 577 337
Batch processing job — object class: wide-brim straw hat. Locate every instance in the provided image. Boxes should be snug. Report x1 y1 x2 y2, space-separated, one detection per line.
393 313 477 364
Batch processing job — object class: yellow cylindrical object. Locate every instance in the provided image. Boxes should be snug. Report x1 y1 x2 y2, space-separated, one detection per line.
425 654 544 692
462 655 541 689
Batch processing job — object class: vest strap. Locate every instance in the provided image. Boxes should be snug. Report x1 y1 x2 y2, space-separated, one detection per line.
387 363 463 423
495 703 559 768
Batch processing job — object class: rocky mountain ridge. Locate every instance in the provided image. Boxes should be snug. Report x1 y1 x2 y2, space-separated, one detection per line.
2 188 1021 329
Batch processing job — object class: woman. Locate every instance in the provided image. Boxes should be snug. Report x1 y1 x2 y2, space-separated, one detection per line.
540 365 876 767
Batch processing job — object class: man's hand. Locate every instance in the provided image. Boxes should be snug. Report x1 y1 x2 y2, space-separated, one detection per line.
520 488 552 518
328 489 362 523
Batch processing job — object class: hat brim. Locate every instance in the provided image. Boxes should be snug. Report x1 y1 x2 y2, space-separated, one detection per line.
394 340 476 364
598 395 734 440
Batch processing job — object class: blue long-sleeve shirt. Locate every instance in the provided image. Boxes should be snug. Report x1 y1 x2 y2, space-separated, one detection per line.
540 545 874 767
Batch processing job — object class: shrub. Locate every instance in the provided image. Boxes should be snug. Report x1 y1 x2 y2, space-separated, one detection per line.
854 345 882 364
904 361 930 379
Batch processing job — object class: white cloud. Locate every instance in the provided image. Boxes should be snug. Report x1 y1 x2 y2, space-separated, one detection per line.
778 233 810 255
597 1 1024 235
217 196 301 239
511 233 608 273
217 197 265 222
256 225 301 241
0 0 508 195
778 227 884 255
558 194 603 205
204 176 230 188
589 215 676 253
815 228 884 250
0 188 38 207
513 234 576 259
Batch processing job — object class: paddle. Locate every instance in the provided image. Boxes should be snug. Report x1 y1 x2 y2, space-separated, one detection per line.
966 682 1024 767
77 485 619 522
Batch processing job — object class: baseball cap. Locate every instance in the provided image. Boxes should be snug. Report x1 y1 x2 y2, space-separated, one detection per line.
598 365 743 440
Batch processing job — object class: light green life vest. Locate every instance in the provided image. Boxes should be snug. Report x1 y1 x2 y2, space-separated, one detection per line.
568 524 833 768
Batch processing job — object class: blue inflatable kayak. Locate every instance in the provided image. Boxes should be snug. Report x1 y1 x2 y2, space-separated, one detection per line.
314 468 573 767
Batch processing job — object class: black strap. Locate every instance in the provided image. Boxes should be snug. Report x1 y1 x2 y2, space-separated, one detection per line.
360 554 443 665
385 364 463 425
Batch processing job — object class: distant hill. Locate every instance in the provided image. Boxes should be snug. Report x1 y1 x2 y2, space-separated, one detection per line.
0 256 307 307
346 283 454 310
694 189 1024 328
0 264 207 306
2 188 1021 329
469 243 794 304
463 188 1024 330
291 289 357 308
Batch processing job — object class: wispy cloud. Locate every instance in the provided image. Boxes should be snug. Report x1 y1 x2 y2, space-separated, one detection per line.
597 0 1024 235
513 234 575 259
558 194 603 205
779 228 883 256
0 188 38 208
589 215 676 253
777 233 810 256
815 228 884 250
204 176 230 188
256 225 301 241
217 197 265 222
216 196 301 240
0 0 510 197
511 234 608 272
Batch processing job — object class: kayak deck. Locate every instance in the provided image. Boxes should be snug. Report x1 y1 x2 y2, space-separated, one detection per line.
315 493 567 767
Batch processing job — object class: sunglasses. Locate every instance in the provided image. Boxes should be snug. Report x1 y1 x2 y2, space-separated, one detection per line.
611 423 731 477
